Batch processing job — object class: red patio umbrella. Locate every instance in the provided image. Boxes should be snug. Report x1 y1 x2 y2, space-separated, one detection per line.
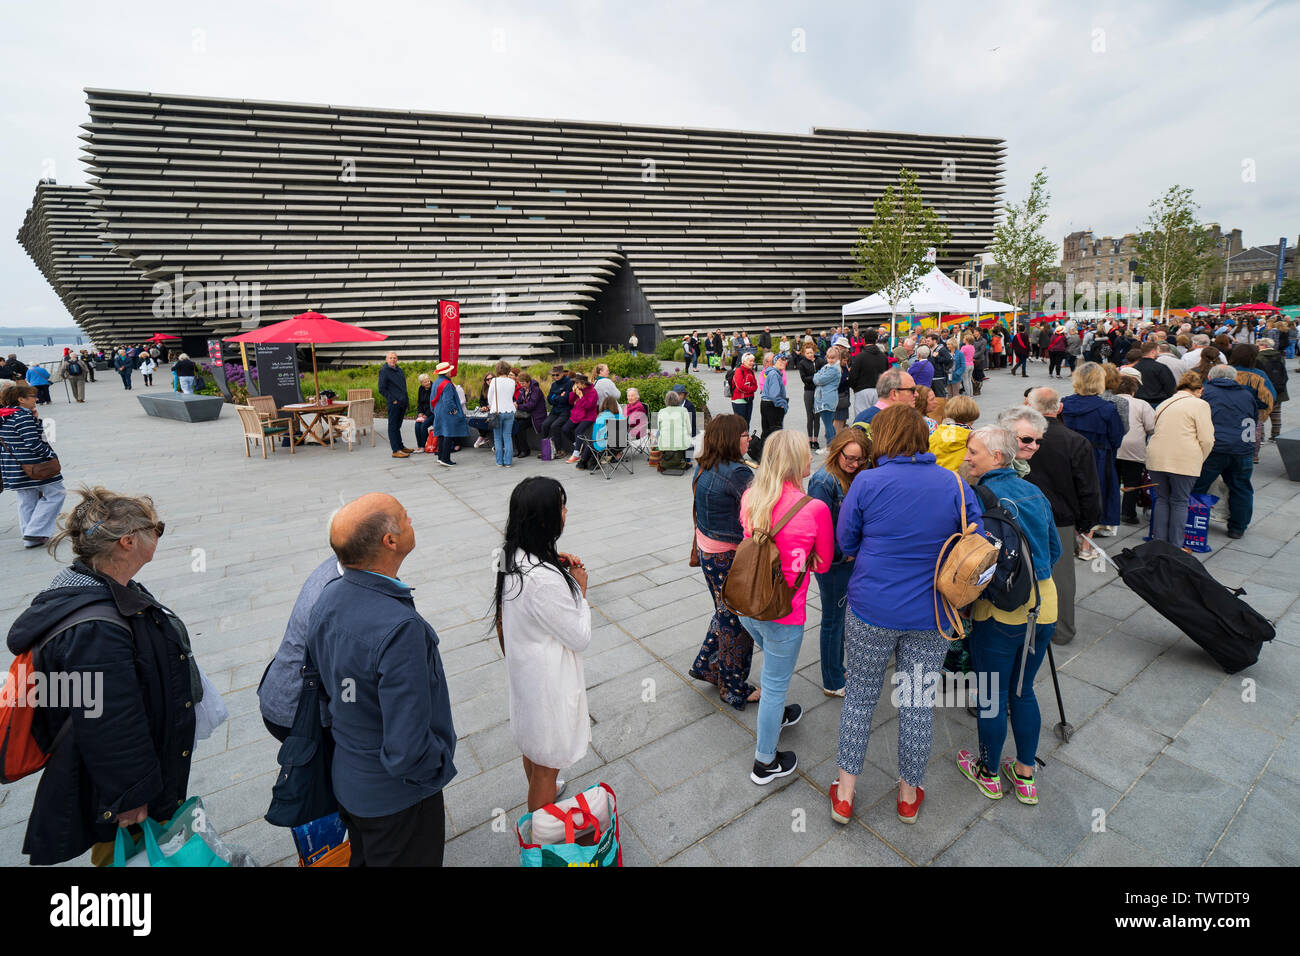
147 333 181 343
226 311 388 399
1229 302 1279 312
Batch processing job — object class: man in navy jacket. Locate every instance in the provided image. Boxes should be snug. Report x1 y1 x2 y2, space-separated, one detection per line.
307 493 457 865
1192 366 1260 539
378 351 411 457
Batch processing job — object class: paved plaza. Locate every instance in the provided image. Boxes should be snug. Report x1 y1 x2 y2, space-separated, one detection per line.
2 358 1298 867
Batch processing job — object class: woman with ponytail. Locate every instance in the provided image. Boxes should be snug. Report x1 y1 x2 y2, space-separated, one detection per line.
494 477 592 811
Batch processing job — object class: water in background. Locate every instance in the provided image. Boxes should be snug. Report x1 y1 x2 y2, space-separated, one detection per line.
2 344 85 370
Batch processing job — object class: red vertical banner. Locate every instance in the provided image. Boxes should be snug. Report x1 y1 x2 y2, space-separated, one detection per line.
439 299 460 368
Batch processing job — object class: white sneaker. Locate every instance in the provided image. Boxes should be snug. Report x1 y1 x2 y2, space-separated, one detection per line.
474 437 488 448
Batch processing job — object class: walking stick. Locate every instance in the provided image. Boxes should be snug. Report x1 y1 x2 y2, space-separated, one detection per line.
1045 643 1073 742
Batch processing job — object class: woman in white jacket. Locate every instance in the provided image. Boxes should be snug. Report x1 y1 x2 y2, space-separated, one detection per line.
495 476 592 810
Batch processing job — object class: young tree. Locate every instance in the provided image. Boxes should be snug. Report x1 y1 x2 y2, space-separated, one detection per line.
1135 185 1216 319
989 168 1056 335
846 167 950 348
1278 278 1300 307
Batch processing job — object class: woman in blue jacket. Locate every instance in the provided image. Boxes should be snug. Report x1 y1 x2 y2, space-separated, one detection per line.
807 426 873 696
830 405 983 827
957 426 1061 806
947 339 966 398
813 345 845 446
430 362 467 467
689 415 758 708
1061 362 1125 531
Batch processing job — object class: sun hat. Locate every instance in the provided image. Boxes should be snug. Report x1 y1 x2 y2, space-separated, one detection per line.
434 361 455 376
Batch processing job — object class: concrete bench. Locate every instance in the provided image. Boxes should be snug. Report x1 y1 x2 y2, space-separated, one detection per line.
1277 428 1300 481
137 393 225 422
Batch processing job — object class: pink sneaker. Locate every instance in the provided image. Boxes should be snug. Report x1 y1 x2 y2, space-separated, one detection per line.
956 750 1001 799
1000 758 1039 805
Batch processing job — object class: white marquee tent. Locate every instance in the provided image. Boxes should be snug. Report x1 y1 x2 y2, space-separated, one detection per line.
841 267 1019 344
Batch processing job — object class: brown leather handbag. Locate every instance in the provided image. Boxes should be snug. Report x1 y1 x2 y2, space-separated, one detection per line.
0 436 60 481
933 470 997 639
688 472 701 567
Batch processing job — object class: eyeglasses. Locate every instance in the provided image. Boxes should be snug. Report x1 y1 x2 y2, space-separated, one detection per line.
894 387 917 394
124 521 165 540
1018 436 1041 446
839 453 867 464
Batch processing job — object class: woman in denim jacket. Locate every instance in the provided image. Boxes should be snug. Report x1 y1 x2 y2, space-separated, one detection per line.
956 426 1062 807
807 426 873 696
688 415 758 708
813 345 845 446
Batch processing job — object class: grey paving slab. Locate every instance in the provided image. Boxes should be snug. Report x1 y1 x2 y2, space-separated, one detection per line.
627 712 753 790
1206 772 1300 867
1065 828 1174 867
1052 711 1170 792
932 818 1053 866
622 756 798 862
859 756 999 865
704 779 845 866
1166 702 1282 783
979 759 1123 863
1109 755 1247 867
663 842 719 866
1059 630 1165 694
1102 657 1227 739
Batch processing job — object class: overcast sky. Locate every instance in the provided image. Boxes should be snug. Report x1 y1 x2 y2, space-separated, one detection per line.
3 0 1297 327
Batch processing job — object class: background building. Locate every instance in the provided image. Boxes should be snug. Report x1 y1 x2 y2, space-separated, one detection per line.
19 88 1005 363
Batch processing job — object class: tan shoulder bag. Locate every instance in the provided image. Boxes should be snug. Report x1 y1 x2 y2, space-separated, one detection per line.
933 470 997 640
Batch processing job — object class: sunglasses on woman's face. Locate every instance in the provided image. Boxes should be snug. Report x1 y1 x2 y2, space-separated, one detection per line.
1018 435 1040 446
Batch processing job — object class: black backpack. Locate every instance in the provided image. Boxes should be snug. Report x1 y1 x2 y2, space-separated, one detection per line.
972 484 1038 615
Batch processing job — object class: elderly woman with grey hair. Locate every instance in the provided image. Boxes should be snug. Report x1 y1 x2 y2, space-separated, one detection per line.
957 425 1061 806
996 406 1049 478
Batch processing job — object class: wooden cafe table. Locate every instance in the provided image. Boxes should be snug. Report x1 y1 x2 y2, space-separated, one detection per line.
279 402 350 448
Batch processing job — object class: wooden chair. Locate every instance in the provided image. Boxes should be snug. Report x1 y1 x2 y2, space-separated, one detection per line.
249 394 278 420
347 396 375 448
343 390 374 444
237 405 292 458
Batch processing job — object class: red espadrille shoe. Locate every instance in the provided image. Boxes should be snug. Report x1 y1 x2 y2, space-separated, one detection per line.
829 780 853 824
897 786 925 824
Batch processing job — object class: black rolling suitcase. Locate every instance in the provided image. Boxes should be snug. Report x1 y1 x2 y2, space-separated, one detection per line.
1111 539 1274 673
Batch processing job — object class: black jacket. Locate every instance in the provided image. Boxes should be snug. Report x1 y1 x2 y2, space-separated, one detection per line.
378 363 408 406
1134 357 1177 406
1024 418 1102 533
758 332 772 349
546 376 573 412
172 358 196 377
847 346 888 392
6 564 198 865
3 359 29 380
794 354 825 391
416 383 433 417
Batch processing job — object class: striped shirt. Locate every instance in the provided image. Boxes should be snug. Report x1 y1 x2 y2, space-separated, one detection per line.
0 408 58 490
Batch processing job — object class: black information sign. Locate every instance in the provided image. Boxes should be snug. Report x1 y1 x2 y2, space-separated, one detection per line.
255 343 303 409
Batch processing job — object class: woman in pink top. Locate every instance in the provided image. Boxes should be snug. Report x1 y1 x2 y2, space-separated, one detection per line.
736 429 834 785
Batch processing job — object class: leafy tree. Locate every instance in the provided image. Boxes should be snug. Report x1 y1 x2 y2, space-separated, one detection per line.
1134 185 1216 319
846 167 950 348
989 168 1056 333
1278 278 1300 307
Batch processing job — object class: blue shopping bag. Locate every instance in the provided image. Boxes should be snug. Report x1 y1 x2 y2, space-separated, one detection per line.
516 783 621 867
1146 489 1218 553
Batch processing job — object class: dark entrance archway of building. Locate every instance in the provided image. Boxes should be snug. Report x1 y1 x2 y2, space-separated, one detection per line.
577 255 658 354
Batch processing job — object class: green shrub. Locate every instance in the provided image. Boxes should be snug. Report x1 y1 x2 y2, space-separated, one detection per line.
653 338 680 360
617 373 709 414
672 348 685 362
565 349 660 379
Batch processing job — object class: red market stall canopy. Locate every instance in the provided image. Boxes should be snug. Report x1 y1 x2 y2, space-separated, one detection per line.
1229 302 1280 313
226 311 388 398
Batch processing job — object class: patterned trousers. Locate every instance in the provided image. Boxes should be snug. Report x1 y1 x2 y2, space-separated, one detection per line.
836 608 950 786
690 548 756 708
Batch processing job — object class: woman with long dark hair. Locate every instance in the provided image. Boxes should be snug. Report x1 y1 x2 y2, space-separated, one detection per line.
494 477 592 811
689 414 759 708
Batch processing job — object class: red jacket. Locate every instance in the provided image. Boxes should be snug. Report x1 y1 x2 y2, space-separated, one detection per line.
731 365 758 401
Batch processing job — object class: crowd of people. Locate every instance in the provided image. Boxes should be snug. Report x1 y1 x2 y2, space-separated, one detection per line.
1 306 1292 867
379 352 687 471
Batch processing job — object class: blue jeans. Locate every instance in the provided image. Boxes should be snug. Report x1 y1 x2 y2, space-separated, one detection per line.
814 562 851 691
738 616 804 763
492 412 515 465
970 616 1056 772
819 410 836 444
1193 452 1254 534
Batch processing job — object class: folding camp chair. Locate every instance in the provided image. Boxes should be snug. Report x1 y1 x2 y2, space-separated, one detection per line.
589 417 634 479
